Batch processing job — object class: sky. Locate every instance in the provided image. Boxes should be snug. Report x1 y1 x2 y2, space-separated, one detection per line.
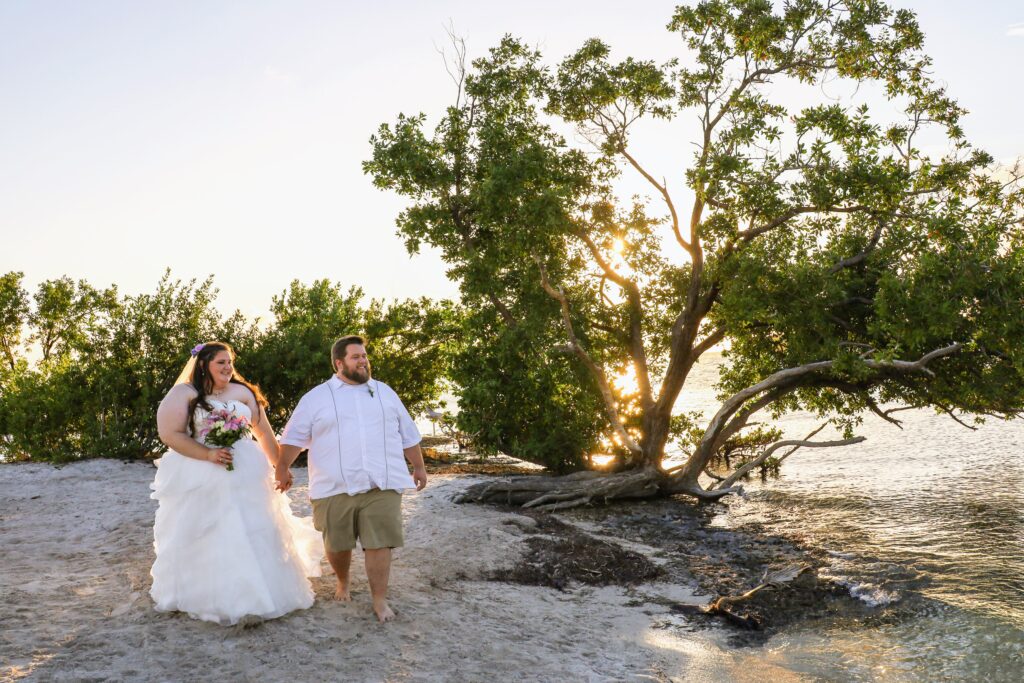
1 1 1022 322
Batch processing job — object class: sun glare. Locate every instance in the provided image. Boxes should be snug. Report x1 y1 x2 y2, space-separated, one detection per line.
611 366 640 394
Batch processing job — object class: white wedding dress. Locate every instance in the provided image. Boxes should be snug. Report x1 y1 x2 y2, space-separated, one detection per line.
150 399 323 625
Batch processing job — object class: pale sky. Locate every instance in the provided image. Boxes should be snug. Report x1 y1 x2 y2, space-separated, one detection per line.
1 1 1021 320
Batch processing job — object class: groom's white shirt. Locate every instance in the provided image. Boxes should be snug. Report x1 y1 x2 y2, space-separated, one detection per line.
280 376 421 499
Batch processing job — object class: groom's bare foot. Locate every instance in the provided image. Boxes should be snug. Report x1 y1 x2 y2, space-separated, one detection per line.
373 601 395 623
333 583 351 602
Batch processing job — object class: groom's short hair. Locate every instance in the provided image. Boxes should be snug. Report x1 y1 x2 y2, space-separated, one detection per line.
331 335 366 367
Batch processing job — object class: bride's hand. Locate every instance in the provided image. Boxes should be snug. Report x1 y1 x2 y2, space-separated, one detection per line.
207 447 233 468
274 466 293 492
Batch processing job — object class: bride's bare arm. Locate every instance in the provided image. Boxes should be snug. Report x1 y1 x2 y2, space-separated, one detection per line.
157 384 231 465
250 403 280 465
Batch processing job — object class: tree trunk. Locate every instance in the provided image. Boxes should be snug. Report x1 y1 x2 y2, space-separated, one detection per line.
455 463 736 511
640 411 671 468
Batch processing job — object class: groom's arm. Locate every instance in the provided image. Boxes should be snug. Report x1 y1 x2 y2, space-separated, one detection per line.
392 389 427 490
276 395 313 491
404 444 427 491
274 445 301 492
278 444 303 468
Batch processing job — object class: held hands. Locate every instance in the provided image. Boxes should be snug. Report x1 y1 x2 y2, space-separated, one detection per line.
275 465 293 493
207 447 232 469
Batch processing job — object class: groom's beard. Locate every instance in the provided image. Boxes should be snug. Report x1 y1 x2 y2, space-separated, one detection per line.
341 366 370 384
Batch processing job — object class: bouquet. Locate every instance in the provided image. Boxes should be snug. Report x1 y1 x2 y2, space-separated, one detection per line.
198 408 252 471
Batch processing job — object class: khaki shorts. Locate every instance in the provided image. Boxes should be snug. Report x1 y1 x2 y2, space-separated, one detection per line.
311 489 403 552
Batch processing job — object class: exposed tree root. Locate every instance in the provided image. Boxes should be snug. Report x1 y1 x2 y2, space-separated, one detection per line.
455 466 740 510
456 467 662 510
664 477 739 501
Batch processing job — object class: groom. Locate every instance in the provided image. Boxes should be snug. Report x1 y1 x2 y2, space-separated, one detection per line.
275 335 428 623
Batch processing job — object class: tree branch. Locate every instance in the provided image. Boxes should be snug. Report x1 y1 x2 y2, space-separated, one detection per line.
577 231 654 410
534 255 642 455
937 404 979 431
577 230 634 290
774 423 828 464
829 215 885 274
691 326 726 361
710 384 800 455
739 204 869 241
866 396 905 428
713 423 865 490
679 343 963 486
618 147 691 253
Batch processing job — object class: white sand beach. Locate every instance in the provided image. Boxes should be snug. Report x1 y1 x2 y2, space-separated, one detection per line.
0 459 810 682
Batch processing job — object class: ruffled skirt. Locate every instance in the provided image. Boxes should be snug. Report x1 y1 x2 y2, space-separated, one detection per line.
149 439 323 625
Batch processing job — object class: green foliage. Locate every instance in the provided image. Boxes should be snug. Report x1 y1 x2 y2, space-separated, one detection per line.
245 279 460 426
244 280 366 426
363 296 463 416
0 357 90 462
0 272 223 461
0 272 28 373
81 273 223 459
0 271 457 462
28 277 118 362
365 36 616 471
366 0 1024 479
451 309 606 472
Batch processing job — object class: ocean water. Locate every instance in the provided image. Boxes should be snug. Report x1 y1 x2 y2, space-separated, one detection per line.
669 353 1024 681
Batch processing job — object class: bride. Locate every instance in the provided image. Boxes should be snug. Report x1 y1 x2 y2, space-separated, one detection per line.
150 341 323 625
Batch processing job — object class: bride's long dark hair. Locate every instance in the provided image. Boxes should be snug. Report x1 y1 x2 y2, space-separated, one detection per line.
186 341 269 434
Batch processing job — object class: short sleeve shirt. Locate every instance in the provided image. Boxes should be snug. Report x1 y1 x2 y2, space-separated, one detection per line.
280 377 421 499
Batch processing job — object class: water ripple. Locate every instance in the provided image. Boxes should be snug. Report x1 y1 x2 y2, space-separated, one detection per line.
681 354 1024 676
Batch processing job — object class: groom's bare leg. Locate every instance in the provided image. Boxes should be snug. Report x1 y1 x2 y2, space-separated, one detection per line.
364 548 395 622
325 550 352 601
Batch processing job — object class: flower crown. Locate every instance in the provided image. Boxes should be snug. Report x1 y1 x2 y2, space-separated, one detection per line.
190 343 206 357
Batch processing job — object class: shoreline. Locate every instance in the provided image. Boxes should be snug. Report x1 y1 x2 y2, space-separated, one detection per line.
2 459 883 681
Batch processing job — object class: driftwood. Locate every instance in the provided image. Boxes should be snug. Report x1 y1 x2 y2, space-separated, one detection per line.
673 563 813 630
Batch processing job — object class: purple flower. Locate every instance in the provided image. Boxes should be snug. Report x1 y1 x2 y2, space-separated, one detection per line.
191 343 206 357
